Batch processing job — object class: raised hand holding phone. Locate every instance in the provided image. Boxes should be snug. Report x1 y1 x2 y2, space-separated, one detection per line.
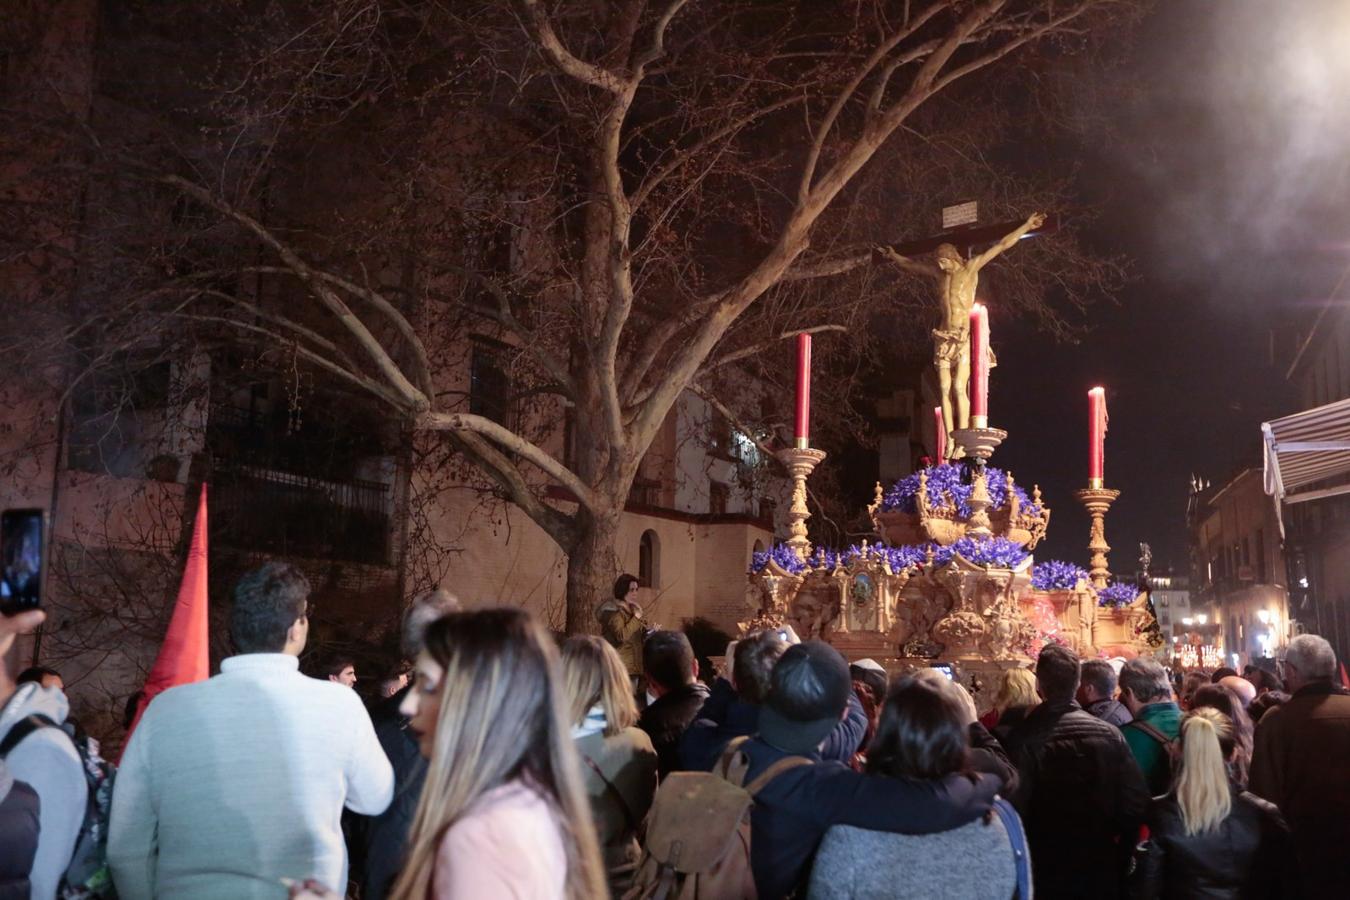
0 508 44 616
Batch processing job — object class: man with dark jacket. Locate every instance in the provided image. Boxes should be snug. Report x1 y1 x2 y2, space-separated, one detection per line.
1249 633 1350 896
638 630 710 776
1006 644 1148 900
678 629 866 771
351 588 459 900
1078 658 1132 727
738 641 1002 899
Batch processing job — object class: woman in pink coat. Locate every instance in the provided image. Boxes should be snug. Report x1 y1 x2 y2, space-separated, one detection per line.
292 608 606 899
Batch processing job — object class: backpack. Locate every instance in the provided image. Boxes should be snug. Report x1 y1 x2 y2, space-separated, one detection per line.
990 797 1033 900
623 736 810 900
0 714 118 899
1126 719 1180 792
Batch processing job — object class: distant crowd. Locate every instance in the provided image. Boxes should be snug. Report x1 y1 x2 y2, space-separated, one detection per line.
2 565 1348 898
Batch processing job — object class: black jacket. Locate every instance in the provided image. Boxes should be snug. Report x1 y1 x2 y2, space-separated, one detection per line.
1005 699 1149 900
1133 787 1297 899
351 687 427 900
992 704 1033 747
677 677 868 772
1086 697 1134 728
638 681 710 777
738 735 1002 899
968 721 1019 797
0 764 39 900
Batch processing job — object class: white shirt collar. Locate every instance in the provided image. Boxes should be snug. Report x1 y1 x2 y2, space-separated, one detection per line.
220 653 300 673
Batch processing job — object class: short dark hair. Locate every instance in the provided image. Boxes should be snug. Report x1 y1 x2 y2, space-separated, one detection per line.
1119 657 1172 704
734 630 787 704
230 562 311 654
1249 668 1285 693
613 574 639 600
867 676 969 780
1035 644 1081 702
16 666 60 686
1080 659 1117 698
322 655 356 679
1210 667 1238 683
643 630 694 692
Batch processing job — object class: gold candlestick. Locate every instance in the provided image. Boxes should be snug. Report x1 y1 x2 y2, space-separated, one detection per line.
1075 486 1121 589
776 446 827 561
951 427 1006 540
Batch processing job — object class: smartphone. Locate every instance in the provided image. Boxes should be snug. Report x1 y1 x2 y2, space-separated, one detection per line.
931 663 955 681
0 509 44 615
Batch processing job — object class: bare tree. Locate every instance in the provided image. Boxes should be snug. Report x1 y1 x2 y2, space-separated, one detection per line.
4 0 1138 632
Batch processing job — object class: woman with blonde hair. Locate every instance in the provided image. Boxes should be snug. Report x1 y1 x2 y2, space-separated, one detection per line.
1133 707 1295 898
981 666 1039 744
560 635 658 895
290 609 606 900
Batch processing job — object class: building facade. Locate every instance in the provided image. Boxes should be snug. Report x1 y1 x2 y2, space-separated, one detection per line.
1187 468 1291 670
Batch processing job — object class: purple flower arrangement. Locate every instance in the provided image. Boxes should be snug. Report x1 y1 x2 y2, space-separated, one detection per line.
752 536 1032 576
879 464 1041 518
949 536 1031 569
1097 582 1139 608
748 543 808 575
1031 560 1089 591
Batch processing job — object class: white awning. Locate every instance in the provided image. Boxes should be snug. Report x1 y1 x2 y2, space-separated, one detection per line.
1262 397 1350 536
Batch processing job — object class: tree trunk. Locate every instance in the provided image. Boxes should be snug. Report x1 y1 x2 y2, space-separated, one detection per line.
565 508 624 635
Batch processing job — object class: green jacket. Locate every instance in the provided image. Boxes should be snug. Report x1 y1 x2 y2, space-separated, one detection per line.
597 600 645 677
1123 701 1182 795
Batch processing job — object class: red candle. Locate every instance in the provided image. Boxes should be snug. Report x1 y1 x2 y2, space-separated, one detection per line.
969 304 989 426
794 333 812 448
1089 386 1107 487
934 406 947 461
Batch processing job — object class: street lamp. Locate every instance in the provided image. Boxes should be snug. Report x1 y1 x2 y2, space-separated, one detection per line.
1257 609 1272 625
1197 614 1208 625
1182 617 1194 626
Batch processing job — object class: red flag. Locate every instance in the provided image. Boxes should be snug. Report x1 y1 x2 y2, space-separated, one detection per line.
122 484 210 755
1340 662 1350 690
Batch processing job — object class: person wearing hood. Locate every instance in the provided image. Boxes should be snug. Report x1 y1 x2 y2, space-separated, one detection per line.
0 607 86 900
1079 658 1133 728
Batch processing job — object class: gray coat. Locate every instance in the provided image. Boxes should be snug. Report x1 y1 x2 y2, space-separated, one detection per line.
807 815 1018 900
576 727 659 895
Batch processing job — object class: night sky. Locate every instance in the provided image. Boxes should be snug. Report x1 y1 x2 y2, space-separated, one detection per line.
991 0 1350 575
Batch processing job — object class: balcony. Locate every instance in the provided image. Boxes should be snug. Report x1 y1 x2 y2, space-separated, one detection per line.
210 463 393 566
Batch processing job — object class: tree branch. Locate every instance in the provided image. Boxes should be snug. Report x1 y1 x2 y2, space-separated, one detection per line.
797 1 946 204
419 411 597 513
161 175 431 413
516 0 626 93
781 251 873 282
246 265 434 400
707 325 848 372
446 429 578 549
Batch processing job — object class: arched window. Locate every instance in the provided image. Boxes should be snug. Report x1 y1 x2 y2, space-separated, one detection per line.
639 530 660 588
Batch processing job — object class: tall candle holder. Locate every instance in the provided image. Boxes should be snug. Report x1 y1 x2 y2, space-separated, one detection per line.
777 445 827 561
951 426 1007 539
1075 486 1121 588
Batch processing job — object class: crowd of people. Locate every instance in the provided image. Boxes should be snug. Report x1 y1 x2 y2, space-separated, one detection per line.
2 566 1349 898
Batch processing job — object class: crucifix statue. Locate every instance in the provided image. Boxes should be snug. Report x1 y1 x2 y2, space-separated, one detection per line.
878 212 1045 456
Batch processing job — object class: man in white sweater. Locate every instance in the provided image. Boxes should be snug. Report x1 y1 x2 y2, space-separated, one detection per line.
108 562 394 899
